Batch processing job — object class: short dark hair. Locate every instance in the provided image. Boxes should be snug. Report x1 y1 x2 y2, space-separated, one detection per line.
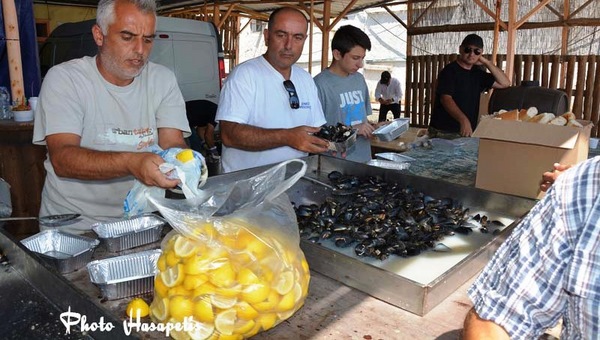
461 33 484 49
331 25 371 56
268 7 308 29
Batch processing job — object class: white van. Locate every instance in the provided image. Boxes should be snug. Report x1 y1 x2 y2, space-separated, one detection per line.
39 16 225 104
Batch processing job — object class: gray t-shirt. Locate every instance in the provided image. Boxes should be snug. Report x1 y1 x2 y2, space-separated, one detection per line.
33 56 190 233
313 69 372 162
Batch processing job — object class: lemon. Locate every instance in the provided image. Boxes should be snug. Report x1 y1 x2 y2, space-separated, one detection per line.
293 282 303 304
257 313 277 331
234 301 258 320
175 236 198 258
192 296 215 323
166 250 181 267
242 320 262 338
186 320 215 340
208 260 235 288
273 270 294 295
236 268 259 286
210 295 237 309
301 258 310 274
154 276 169 298
161 264 185 287
251 290 280 312
215 284 241 298
126 298 150 318
168 286 192 298
184 255 211 275
183 274 209 291
169 318 192 340
233 319 255 335
157 254 167 272
170 295 194 321
214 309 237 336
194 282 217 297
276 289 296 312
176 149 195 163
150 297 169 322
241 283 270 304
216 335 242 340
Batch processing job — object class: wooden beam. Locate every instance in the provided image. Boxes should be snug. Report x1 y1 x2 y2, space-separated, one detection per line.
515 0 552 28
217 4 237 30
308 0 314 74
321 0 331 69
2 0 25 104
383 5 407 30
298 3 324 31
474 0 507 30
327 0 358 31
492 0 502 65
505 0 517 82
570 0 595 19
539 0 563 19
411 0 438 28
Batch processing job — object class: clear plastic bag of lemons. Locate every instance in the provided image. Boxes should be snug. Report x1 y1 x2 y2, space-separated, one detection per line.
147 160 310 340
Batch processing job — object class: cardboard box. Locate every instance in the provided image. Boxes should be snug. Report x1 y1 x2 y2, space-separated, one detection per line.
472 117 592 199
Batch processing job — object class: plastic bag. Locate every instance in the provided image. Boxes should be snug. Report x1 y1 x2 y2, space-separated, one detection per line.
147 159 310 339
123 147 208 217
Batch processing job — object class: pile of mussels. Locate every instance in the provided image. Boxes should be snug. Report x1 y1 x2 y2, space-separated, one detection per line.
295 171 504 260
314 123 354 143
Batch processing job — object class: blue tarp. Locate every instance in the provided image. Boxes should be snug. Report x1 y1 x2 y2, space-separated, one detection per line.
0 0 41 102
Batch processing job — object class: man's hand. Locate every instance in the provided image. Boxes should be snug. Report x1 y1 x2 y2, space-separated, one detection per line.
459 119 473 137
287 126 331 154
540 163 572 192
355 122 375 138
127 152 181 189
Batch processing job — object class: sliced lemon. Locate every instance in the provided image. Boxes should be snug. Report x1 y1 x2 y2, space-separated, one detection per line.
192 296 215 323
215 284 241 298
216 334 242 340
257 313 278 331
126 298 150 318
168 286 192 298
273 270 294 295
233 319 255 335
293 282 303 304
170 295 194 321
300 258 310 274
166 250 181 267
176 149 195 163
208 260 235 288
184 255 212 275
241 283 270 304
154 276 169 298
157 254 167 272
174 236 199 258
242 319 262 338
169 318 192 340
214 309 237 336
210 295 238 309
251 290 280 312
277 309 296 321
183 274 209 291
276 289 296 312
194 282 217 297
234 301 259 320
236 268 259 286
161 264 185 288
150 297 169 322
186 320 215 340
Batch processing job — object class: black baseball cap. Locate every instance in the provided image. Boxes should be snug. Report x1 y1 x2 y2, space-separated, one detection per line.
461 34 484 48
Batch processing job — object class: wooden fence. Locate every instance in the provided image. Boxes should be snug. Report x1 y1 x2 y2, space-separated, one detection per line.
405 54 600 137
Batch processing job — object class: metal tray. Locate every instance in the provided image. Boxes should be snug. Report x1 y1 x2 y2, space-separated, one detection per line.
87 249 161 300
366 159 411 170
21 229 99 274
92 214 166 252
373 118 409 141
288 155 535 315
375 152 416 163
326 129 357 153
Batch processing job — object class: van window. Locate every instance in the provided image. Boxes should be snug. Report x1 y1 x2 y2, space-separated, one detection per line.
172 38 217 84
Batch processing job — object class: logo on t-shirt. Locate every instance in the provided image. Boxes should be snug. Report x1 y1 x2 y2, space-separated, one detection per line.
339 91 365 125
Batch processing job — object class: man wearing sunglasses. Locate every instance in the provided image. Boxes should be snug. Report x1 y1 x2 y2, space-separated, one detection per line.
216 7 329 173
429 33 510 138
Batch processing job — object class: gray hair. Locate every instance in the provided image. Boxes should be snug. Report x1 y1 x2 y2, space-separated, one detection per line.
96 0 157 35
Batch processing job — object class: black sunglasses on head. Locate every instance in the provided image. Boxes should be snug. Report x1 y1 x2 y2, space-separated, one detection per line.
283 80 300 109
463 47 482 55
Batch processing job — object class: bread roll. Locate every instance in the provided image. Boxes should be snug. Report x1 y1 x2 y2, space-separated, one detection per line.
525 107 538 119
567 119 583 127
549 116 567 126
527 113 555 124
561 112 577 121
496 109 520 121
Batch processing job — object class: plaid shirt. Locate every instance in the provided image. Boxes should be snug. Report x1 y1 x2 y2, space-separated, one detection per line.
468 156 600 339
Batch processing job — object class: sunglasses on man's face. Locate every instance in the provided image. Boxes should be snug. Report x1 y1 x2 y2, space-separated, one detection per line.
463 47 482 55
283 80 300 109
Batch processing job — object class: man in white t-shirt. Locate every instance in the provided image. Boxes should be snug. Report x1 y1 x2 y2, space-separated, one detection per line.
216 7 329 173
33 0 190 233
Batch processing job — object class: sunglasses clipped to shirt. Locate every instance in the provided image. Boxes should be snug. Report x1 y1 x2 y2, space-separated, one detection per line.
463 47 482 55
283 80 300 109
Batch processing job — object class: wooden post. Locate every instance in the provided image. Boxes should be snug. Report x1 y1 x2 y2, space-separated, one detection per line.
321 0 331 70
2 0 25 105
505 0 517 83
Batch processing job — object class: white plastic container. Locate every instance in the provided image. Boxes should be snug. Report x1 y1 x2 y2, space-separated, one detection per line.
13 109 33 122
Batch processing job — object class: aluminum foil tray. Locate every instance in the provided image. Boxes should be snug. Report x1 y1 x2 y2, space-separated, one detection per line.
373 118 409 141
87 249 161 300
375 152 416 163
92 214 166 252
367 159 411 170
21 229 99 274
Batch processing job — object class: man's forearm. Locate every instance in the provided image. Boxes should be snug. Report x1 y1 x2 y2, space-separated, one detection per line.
463 307 510 340
483 60 511 88
220 121 290 151
440 95 470 125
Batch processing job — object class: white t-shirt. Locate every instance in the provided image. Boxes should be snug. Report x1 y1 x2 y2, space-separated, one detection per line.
33 56 190 233
216 56 326 173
